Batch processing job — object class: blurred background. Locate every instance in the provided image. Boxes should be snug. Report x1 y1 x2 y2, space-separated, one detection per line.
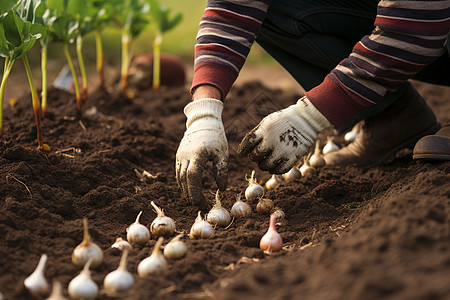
2 0 302 100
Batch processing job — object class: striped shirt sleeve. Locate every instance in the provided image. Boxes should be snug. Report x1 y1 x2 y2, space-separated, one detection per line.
190 0 271 98
306 0 450 127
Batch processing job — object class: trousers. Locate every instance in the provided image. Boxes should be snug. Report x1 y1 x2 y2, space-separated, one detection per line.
256 0 450 131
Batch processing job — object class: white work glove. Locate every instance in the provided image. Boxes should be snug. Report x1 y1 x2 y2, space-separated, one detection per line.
176 98 228 209
238 96 331 173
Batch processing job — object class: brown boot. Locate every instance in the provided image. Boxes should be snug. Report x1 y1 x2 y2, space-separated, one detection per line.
324 84 441 167
413 123 450 160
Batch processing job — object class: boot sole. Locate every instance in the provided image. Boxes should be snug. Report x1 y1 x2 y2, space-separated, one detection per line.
365 122 441 168
413 153 450 160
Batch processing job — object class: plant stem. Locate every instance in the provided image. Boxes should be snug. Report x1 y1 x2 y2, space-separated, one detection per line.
0 58 14 138
121 26 131 95
76 34 88 101
95 30 104 88
152 33 162 90
22 54 44 150
41 44 48 118
62 44 82 115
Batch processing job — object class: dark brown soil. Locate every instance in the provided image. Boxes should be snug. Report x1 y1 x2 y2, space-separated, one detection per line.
0 79 449 300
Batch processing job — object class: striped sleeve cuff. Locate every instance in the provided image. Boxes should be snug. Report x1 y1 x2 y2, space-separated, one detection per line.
190 63 237 99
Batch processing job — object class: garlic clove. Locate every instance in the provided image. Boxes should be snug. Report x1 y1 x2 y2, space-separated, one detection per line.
137 237 168 277
0 291 3 300
164 233 187 260
126 211 150 245
150 201 176 238
72 218 103 269
260 215 283 254
68 259 98 300
104 249 134 294
322 136 340 155
245 170 264 200
344 123 360 142
230 194 252 218
256 197 274 214
299 156 315 177
265 174 283 190
282 167 301 182
190 211 215 239
111 237 132 252
24 253 50 297
309 140 326 168
46 281 68 300
206 190 231 227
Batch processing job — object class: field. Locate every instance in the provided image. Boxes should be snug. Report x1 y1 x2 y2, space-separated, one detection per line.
0 66 449 300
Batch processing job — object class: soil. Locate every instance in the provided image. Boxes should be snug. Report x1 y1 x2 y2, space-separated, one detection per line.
0 76 449 300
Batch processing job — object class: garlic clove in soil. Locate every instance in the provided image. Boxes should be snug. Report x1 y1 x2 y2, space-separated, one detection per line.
104 249 134 294
282 167 301 182
164 233 188 260
322 136 340 155
309 140 326 168
0 291 3 300
245 170 264 200
190 211 215 239
265 174 283 190
230 193 252 218
206 190 231 227
150 201 176 238
72 218 103 269
137 237 168 277
111 237 132 252
68 259 99 300
126 211 150 245
344 123 359 142
46 281 68 300
299 156 315 177
24 253 50 297
260 215 283 254
256 197 274 214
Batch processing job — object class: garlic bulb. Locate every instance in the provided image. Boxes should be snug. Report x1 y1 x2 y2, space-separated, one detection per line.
72 218 103 269
190 211 214 239
282 167 301 182
245 170 264 200
256 197 274 214
230 193 251 218
150 201 176 237
137 237 168 277
265 174 283 190
271 207 285 221
46 281 67 300
322 136 340 155
0 292 3 300
309 141 325 168
127 211 150 245
260 215 282 254
111 237 132 252
24 253 49 297
164 233 187 260
299 156 315 177
104 249 134 294
206 190 231 227
68 259 98 300
344 124 359 142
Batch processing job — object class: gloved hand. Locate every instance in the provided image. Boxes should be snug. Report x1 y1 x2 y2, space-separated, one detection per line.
238 96 331 173
176 98 228 209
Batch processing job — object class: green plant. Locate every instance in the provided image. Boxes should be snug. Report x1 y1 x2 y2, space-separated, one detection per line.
147 0 182 90
0 0 48 150
113 0 148 94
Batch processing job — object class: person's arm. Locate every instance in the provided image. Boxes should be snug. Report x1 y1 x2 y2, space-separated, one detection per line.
306 0 450 127
177 1 271 207
191 0 271 99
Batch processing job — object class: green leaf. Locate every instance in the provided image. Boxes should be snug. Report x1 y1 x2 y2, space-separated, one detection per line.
2 11 22 47
17 0 42 23
0 0 21 15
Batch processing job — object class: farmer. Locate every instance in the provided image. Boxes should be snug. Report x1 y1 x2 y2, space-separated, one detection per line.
176 0 450 207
